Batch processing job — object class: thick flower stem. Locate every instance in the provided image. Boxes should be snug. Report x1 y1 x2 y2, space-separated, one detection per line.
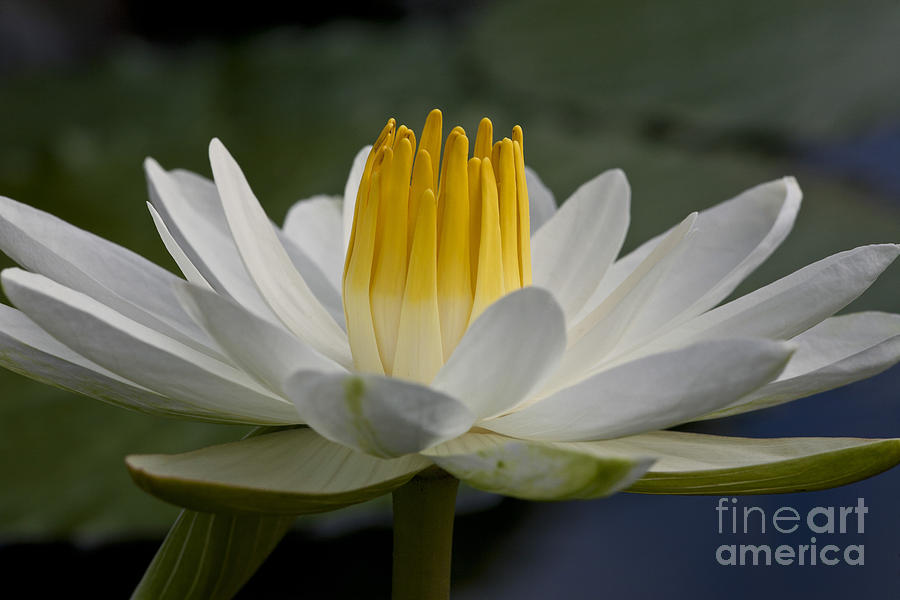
391 470 459 600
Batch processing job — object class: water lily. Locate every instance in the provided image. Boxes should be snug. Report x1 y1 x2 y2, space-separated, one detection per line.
1 109 899 599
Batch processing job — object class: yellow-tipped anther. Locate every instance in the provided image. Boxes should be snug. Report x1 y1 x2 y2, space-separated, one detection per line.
343 111 533 380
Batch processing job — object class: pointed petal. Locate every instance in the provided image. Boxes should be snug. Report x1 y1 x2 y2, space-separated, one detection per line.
145 160 279 322
616 177 802 343
284 371 475 458
532 169 630 319
547 213 697 391
524 166 556 233
147 202 212 290
699 312 900 420
176 283 344 396
132 509 295 600
149 161 345 330
421 432 653 500
432 288 566 420
0 302 230 422
127 428 431 514
0 194 217 357
3 268 298 424
282 194 344 291
208 139 351 366
586 430 900 495
642 244 900 355
484 338 792 441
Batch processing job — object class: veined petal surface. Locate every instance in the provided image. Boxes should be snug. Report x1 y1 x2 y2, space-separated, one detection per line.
127 428 431 514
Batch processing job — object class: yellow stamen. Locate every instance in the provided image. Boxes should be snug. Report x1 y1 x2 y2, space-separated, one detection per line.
343 111 533 381
474 118 493 159
470 158 506 325
392 189 443 383
497 138 520 292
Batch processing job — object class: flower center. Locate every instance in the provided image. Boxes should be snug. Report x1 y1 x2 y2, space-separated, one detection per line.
342 109 532 383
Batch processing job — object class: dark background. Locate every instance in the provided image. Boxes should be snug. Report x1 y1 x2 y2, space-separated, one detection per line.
1 1 899 597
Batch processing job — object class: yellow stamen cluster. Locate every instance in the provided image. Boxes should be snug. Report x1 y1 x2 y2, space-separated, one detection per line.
342 109 532 383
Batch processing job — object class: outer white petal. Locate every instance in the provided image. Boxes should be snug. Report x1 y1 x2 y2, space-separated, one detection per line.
532 169 630 320
0 303 228 421
524 166 556 232
431 288 566 420
483 338 793 442
698 312 900 420
127 428 431 515
0 194 217 358
638 244 900 357
616 177 802 343
176 282 344 396
587 431 900 495
421 432 653 500
577 177 800 323
282 195 344 291
208 139 352 367
283 371 475 458
342 146 370 253
2 268 298 425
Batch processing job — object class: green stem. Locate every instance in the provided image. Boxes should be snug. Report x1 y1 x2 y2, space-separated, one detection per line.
391 470 459 600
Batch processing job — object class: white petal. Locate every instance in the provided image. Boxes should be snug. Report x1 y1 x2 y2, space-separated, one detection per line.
699 312 900 419
641 244 900 356
127 427 431 514
524 166 556 233
577 177 799 323
342 146 370 253
147 202 212 290
0 194 217 357
282 195 344 291
484 338 792 441
2 268 298 424
0 303 228 421
532 169 630 319
208 139 351 367
544 213 697 392
283 371 475 458
421 432 653 500
588 430 900 495
145 159 278 322
431 288 566 419
615 177 802 342
149 163 345 327
176 282 344 396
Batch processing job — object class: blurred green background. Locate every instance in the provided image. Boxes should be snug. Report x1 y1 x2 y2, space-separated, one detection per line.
0 0 898 596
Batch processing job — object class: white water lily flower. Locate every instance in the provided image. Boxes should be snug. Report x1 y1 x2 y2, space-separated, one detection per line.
1 109 900 513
